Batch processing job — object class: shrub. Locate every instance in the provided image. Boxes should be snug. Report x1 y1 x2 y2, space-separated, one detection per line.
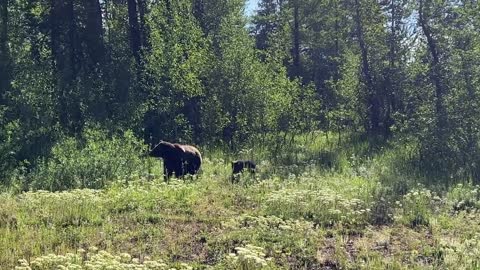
396 187 441 227
0 119 21 188
22 128 148 191
368 186 395 225
446 183 480 212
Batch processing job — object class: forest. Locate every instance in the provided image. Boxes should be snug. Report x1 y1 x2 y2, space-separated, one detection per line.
1 0 480 269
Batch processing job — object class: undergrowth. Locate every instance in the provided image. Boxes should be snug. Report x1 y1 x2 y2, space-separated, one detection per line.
1 133 480 269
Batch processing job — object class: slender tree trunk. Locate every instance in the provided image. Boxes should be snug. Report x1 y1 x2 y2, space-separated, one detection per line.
0 0 9 105
165 0 174 28
85 0 108 120
67 0 81 132
333 0 340 82
354 0 381 133
137 0 149 50
50 0 81 133
291 0 301 78
384 0 398 135
127 0 141 66
50 0 58 71
103 0 109 41
50 0 68 129
459 35 478 180
418 0 448 134
67 0 77 78
85 0 105 66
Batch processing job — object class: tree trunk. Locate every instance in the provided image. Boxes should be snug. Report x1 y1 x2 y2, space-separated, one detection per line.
0 0 9 105
127 0 141 66
418 0 448 134
291 1 301 78
50 0 81 133
458 31 478 180
333 0 340 82
138 0 149 50
193 0 206 34
50 0 58 71
354 0 381 133
103 0 109 41
67 0 77 78
85 0 105 66
384 0 398 136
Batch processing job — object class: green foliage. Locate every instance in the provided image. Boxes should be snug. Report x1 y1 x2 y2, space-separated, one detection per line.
3 137 480 269
0 118 21 186
442 232 480 269
17 128 148 191
446 183 480 212
396 187 440 227
2 0 480 268
144 0 209 142
1 0 480 189
326 50 363 132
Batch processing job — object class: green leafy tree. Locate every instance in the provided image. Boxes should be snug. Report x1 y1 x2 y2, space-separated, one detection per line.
144 0 209 143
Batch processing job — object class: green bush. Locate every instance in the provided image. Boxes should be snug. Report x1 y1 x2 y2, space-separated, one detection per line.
396 187 441 227
20 128 148 191
446 183 480 212
0 119 21 187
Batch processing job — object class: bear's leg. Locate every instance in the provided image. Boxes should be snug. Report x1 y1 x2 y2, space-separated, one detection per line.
164 160 176 183
173 160 185 179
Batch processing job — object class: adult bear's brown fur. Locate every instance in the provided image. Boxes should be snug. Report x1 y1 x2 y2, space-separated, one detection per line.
149 141 202 181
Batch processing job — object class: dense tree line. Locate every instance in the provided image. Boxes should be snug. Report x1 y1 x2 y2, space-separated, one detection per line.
252 0 480 181
1 0 480 183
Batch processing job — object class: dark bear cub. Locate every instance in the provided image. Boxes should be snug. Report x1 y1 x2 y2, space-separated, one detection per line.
231 160 256 183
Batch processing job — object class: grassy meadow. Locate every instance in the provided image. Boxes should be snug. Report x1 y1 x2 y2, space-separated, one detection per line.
2 134 480 269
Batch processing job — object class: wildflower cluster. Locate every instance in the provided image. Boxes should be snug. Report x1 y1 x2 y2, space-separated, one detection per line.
19 189 102 206
396 187 440 227
15 249 192 270
225 245 274 269
442 232 480 268
225 215 314 233
104 179 199 213
446 183 480 213
264 188 371 226
222 214 320 262
18 189 103 226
